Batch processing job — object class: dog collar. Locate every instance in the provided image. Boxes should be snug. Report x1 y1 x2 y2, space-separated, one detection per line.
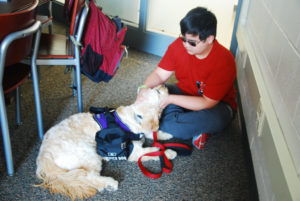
93 111 130 132
113 111 144 140
113 111 131 132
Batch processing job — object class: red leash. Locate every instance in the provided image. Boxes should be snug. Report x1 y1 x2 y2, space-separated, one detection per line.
138 131 191 179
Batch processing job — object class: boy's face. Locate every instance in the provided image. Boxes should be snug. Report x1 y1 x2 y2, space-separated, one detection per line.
181 33 214 58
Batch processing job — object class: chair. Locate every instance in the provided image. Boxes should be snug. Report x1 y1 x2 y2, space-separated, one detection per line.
32 0 90 112
36 0 53 33
0 1 43 176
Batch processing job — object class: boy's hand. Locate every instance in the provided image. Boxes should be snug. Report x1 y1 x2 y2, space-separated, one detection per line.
135 88 149 104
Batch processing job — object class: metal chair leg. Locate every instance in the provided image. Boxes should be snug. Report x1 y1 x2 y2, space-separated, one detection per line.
75 65 82 112
15 87 21 126
48 23 53 34
31 29 44 140
0 88 14 176
74 47 82 112
31 63 44 140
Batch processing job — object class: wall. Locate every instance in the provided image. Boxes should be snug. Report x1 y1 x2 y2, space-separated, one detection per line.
96 0 237 56
94 0 140 27
146 0 236 48
236 0 300 200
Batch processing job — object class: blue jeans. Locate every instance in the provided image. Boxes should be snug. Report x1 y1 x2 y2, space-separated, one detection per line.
159 84 235 140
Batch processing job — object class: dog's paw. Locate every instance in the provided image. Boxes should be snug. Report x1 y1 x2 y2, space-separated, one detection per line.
157 130 173 140
106 180 118 191
99 178 118 192
164 149 177 160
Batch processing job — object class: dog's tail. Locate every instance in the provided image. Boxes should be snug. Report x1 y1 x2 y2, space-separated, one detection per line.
36 155 117 200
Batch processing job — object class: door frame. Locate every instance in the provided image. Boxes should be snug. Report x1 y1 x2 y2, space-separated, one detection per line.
123 0 176 57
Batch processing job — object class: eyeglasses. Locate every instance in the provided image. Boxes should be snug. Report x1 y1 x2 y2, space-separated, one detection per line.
179 35 202 47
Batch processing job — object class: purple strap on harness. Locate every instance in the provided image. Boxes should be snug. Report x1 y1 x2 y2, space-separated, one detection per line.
93 111 131 132
93 113 107 129
93 110 143 140
113 111 131 132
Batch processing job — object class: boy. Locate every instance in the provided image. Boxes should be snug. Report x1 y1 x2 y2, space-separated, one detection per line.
136 7 236 149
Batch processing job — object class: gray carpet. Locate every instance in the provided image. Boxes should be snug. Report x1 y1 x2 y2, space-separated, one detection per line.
0 22 254 201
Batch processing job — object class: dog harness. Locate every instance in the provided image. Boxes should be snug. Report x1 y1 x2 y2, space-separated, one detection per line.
91 107 192 177
93 111 143 140
91 107 142 160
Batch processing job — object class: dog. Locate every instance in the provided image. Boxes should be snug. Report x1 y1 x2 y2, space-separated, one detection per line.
36 85 175 200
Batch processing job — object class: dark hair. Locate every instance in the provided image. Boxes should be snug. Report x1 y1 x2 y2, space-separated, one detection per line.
180 7 217 41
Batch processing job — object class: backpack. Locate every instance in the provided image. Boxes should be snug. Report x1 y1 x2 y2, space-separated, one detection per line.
95 119 132 160
80 0 127 83
91 107 142 160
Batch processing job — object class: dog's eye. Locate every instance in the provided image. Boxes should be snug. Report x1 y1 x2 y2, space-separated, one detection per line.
134 113 143 124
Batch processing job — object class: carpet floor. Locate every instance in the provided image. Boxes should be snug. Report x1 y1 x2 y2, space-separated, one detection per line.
0 21 256 201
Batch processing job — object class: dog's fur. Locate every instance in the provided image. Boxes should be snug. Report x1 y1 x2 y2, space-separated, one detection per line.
36 85 174 200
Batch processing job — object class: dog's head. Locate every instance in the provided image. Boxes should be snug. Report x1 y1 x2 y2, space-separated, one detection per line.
115 85 168 134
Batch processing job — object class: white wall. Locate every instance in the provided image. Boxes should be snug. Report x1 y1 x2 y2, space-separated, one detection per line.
236 0 300 200
246 0 300 175
147 0 236 48
95 0 140 27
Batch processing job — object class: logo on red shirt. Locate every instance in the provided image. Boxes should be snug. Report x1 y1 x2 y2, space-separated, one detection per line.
196 81 206 96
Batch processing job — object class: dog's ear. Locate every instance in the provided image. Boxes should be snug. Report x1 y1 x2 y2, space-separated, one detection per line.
154 85 168 100
141 112 159 131
116 106 123 114
116 106 133 122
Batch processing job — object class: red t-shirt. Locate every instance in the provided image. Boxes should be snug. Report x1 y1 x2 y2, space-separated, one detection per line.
158 38 237 111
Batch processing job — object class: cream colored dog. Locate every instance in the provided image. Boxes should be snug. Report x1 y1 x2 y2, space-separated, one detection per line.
36 85 174 200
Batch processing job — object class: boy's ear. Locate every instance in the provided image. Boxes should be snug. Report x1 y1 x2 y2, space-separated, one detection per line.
207 35 215 44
